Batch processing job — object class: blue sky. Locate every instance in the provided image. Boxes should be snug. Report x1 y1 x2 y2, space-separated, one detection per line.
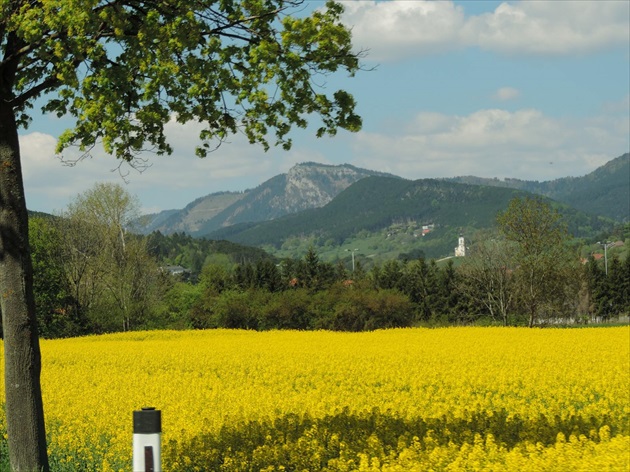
20 0 630 215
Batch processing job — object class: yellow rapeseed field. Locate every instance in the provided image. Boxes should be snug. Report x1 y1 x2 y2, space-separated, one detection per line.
1 327 628 471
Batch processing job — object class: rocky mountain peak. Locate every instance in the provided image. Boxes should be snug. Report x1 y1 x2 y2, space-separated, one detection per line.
281 163 370 210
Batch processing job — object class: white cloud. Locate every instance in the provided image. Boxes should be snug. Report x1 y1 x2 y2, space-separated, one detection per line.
465 1 629 56
19 132 59 180
350 107 628 181
19 119 329 213
343 0 630 61
20 134 138 213
493 87 520 101
344 1 465 60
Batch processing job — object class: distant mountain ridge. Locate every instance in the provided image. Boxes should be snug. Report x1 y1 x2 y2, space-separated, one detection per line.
206 177 522 244
206 176 609 256
137 162 396 235
138 191 246 234
446 153 629 222
137 154 628 240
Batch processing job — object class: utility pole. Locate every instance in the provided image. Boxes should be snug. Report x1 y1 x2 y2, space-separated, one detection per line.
346 248 359 273
597 241 614 275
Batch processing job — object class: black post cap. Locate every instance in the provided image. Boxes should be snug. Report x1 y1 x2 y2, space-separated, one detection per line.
133 408 162 434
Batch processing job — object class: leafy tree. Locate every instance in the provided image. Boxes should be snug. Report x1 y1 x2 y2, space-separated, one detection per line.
59 183 159 332
97 235 161 332
583 256 602 318
334 260 349 281
68 183 141 248
371 260 404 291
204 289 262 330
254 259 283 293
497 197 577 327
321 287 413 332
28 217 72 338
236 261 280 291
233 262 256 290
0 1 361 468
353 259 367 280
580 240 628 320
458 235 516 326
146 230 171 260
204 263 236 294
621 254 630 315
54 210 104 334
279 257 299 287
258 288 311 330
146 278 195 329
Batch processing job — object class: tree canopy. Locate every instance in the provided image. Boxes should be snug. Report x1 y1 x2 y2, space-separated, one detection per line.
5 0 361 159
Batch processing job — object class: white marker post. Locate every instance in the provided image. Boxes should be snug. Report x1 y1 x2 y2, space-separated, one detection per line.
133 407 162 472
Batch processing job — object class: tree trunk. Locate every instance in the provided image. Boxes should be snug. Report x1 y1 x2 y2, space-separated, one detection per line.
0 102 49 471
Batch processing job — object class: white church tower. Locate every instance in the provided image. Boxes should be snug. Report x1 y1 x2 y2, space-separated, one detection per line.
455 235 466 257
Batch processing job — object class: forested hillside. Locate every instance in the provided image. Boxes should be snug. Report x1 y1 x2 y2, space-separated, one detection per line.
448 153 629 222
205 177 613 255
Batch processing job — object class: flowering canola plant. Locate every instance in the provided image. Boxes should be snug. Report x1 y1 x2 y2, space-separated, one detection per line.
1 327 628 471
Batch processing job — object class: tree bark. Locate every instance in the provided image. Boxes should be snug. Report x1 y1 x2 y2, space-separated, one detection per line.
0 102 49 471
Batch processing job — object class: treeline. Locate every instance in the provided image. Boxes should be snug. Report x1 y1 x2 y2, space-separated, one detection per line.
158 245 630 332
5 186 629 339
145 230 275 275
25 227 630 338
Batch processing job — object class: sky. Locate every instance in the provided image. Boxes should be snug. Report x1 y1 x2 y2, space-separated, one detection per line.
19 0 630 215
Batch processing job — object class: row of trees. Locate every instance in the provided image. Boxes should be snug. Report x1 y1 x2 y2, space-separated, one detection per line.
15 186 628 338
169 243 628 332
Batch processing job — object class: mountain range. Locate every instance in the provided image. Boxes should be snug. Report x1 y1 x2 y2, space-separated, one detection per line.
136 153 628 258
138 162 395 236
445 153 629 223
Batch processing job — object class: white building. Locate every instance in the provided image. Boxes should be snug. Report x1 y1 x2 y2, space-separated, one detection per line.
455 235 466 257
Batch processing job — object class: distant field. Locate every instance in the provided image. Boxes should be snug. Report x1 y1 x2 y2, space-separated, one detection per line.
1 327 628 471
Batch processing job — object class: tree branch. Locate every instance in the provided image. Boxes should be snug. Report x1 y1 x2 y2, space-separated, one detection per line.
10 76 60 108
